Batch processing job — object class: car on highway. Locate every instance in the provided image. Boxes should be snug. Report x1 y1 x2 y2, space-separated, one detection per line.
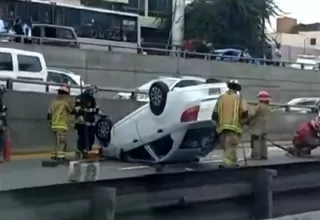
113 76 224 102
95 78 230 164
46 68 85 96
0 47 48 92
272 97 319 114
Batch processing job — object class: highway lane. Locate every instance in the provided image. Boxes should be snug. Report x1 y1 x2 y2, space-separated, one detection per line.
2 143 320 191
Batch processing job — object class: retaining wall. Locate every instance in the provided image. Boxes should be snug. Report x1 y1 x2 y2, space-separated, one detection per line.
2 42 320 102
5 91 314 150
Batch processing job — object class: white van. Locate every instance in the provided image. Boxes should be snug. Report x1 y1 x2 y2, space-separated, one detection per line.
0 47 48 92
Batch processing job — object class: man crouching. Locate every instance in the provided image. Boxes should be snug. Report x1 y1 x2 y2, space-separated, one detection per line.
288 119 320 157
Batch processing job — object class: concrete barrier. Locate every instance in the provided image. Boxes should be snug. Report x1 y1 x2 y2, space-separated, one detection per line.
267 211 320 219
2 42 320 102
4 91 314 151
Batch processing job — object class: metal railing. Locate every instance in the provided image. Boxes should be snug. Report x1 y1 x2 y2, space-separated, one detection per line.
2 77 318 113
0 33 316 70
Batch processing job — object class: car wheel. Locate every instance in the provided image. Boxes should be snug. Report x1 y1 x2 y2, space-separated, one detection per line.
95 116 113 146
149 81 169 116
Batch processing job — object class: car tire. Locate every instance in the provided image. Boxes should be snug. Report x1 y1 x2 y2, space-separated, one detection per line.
95 116 113 146
149 81 169 116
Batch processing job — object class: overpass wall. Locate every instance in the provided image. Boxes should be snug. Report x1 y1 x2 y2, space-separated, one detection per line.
5 91 314 150
1 43 319 102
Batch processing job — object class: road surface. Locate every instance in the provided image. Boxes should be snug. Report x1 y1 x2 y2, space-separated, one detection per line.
2 142 320 192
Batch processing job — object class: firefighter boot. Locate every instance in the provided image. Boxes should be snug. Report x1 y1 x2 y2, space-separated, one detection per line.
51 151 58 160
75 150 83 160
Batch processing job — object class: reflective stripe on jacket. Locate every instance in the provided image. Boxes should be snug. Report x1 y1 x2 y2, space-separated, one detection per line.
214 91 245 134
48 98 72 131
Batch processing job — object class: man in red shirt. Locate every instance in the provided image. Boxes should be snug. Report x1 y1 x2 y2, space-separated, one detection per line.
288 120 320 157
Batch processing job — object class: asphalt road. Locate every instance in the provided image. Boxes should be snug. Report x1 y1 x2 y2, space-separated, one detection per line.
2 140 320 192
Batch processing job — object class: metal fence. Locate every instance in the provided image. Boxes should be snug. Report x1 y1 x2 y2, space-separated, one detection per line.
1 33 316 71
2 77 318 113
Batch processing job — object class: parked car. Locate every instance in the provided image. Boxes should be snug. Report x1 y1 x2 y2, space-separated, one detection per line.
96 79 230 163
0 47 48 92
46 68 85 96
114 76 225 102
31 24 79 48
212 48 257 63
272 97 319 114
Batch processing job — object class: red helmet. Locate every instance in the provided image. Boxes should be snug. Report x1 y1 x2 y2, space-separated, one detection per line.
257 91 270 101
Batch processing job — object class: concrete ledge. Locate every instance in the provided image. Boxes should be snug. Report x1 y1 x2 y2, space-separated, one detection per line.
268 210 320 219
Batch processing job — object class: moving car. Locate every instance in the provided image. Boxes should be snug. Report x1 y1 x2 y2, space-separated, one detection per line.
289 54 320 71
272 97 319 114
46 68 85 96
96 79 230 163
114 76 223 102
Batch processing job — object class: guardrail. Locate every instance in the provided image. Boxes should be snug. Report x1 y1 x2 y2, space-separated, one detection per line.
1 33 315 70
3 160 320 220
2 77 318 113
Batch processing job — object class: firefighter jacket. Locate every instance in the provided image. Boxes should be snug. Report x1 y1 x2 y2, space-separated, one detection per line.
247 103 271 136
213 90 248 134
47 98 73 131
292 122 320 149
74 93 102 127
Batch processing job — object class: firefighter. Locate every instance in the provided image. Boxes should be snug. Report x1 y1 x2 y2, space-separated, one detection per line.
288 119 320 157
247 91 271 160
0 85 7 162
74 85 103 159
212 80 249 167
47 85 73 161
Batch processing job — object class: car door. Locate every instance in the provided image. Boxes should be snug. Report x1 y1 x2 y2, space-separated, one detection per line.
47 71 63 94
60 73 81 95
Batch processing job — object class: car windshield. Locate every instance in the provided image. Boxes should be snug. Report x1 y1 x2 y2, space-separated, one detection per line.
138 78 178 91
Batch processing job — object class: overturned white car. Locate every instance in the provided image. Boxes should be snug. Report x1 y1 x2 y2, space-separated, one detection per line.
95 79 229 164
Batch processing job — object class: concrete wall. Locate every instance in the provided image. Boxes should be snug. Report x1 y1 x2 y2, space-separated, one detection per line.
2 42 320 102
5 91 315 151
268 210 320 220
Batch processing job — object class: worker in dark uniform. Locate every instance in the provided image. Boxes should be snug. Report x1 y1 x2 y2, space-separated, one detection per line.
47 85 73 161
0 86 7 162
288 119 320 157
212 80 248 167
247 91 271 160
74 85 103 159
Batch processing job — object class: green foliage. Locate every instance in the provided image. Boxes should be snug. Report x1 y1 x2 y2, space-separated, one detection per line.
184 0 282 55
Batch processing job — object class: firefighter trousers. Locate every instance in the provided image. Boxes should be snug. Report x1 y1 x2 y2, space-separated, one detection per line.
76 124 95 153
51 129 67 160
220 129 240 166
250 134 268 160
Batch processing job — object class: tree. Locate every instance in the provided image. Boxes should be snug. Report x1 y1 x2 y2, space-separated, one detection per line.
184 0 282 56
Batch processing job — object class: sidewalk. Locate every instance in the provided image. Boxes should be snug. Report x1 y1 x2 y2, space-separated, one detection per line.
10 140 293 161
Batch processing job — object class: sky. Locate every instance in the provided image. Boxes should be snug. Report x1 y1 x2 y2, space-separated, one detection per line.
268 0 320 31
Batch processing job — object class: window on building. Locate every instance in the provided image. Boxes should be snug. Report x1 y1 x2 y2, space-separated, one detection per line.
0 52 13 71
148 0 171 16
17 55 42 72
